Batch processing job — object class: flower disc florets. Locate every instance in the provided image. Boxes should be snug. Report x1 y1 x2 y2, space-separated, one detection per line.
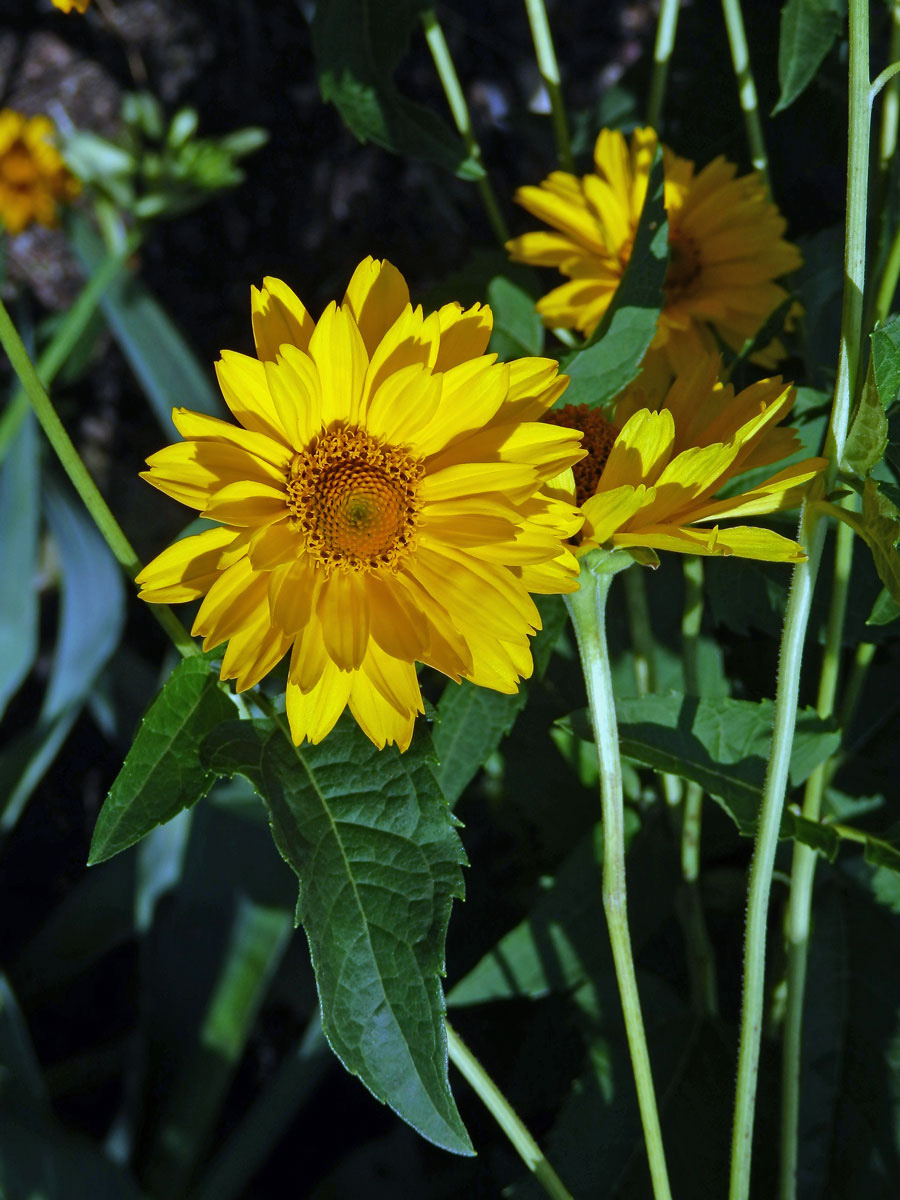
286 425 423 574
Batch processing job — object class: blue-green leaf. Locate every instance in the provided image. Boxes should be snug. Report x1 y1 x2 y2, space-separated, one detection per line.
202 716 473 1156
0 412 39 721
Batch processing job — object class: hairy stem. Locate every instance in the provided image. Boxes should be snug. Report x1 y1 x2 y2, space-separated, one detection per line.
728 1 870 1195
567 566 673 1200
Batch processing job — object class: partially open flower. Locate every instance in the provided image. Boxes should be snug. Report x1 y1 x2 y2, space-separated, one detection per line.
507 127 802 378
137 259 585 751
543 359 825 563
0 109 80 236
51 0 91 12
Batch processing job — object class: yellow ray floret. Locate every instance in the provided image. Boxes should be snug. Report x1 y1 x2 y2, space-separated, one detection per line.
543 365 825 564
0 109 80 235
137 258 586 751
507 126 802 380
51 0 91 10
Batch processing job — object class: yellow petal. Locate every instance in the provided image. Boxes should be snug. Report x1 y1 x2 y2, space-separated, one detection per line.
433 302 493 372
420 461 538 504
192 556 270 649
362 303 440 401
171 409 292 468
142 440 285 509
264 348 323 450
268 556 321 635
343 257 411 355
251 277 315 361
285 662 352 745
317 570 370 670
306 302 369 426
201 479 288 525
365 573 429 661
136 525 238 602
413 358 509 456
363 363 442 444
600 409 675 492
215 351 287 443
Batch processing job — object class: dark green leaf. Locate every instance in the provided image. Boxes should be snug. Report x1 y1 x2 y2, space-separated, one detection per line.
841 372 888 478
872 315 900 410
0 974 48 1111
70 216 223 430
487 276 544 359
773 0 845 115
311 0 482 181
564 694 840 850
202 716 473 1155
866 586 900 626
0 1116 141 1199
558 146 668 409
0 412 38 721
837 478 900 608
88 655 235 865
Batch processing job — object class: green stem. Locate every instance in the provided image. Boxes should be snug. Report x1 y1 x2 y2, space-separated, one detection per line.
647 0 681 132
779 511 854 1200
729 2 870 1195
874 217 900 326
836 638 876 738
720 0 770 186
523 0 574 172
445 1024 573 1200
421 10 511 245
679 556 718 1018
566 564 673 1200
0 296 197 659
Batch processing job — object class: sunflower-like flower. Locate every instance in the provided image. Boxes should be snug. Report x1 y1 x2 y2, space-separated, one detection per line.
0 109 80 235
137 259 585 751
544 357 825 562
51 0 91 12
507 127 802 378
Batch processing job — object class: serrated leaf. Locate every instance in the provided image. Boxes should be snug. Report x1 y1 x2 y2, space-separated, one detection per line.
311 0 482 181
773 0 845 115
872 314 900 410
841 371 888 478
487 276 543 359
558 146 668 409
0 412 38 721
201 716 473 1156
833 477 900 608
563 694 840 851
88 655 234 865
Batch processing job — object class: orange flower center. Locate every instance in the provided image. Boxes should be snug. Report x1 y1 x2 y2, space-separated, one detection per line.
545 403 618 506
1 142 40 189
665 229 702 304
286 425 422 574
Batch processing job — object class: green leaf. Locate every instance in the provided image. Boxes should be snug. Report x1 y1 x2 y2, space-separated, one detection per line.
773 0 845 115
487 276 544 359
70 215 224 430
0 974 48 1112
872 314 900 410
201 716 473 1156
0 412 38 721
311 0 482 181
866 586 900 626
841 371 888 478
88 655 235 865
834 477 900 608
559 146 668 409
563 694 840 851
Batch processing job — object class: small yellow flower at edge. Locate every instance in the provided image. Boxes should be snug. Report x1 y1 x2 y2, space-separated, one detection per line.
137 259 586 752
51 0 91 13
542 354 826 563
507 126 802 383
0 109 80 236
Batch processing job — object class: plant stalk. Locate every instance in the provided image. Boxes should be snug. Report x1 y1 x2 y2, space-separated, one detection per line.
647 0 681 132
523 0 574 172
566 565 673 1200
720 0 770 187
729 1 869 1195
446 1024 573 1200
421 10 511 245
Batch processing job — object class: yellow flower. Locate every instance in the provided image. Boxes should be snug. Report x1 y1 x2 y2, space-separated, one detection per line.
137 259 585 751
0 109 80 235
507 127 802 378
51 0 91 12
544 356 825 562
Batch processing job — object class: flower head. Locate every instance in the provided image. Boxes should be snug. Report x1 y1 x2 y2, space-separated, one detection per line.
0 109 80 235
51 0 91 12
544 355 825 563
137 259 585 751
507 127 802 377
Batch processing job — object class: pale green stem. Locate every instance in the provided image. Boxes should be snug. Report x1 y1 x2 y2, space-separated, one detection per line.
874 218 900 325
729 2 869 1196
837 638 876 738
421 10 511 245
779 511 854 1200
0 296 198 660
566 567 673 1200
523 0 574 172
647 0 681 132
679 555 718 1018
720 0 770 187
446 1024 573 1200
871 61 900 104
623 563 682 805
